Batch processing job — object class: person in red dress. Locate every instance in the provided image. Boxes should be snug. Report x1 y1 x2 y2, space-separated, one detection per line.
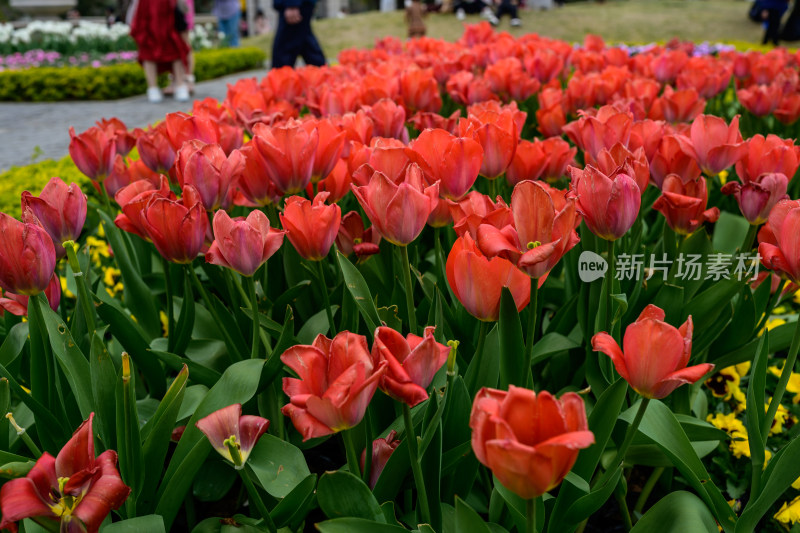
129 0 191 102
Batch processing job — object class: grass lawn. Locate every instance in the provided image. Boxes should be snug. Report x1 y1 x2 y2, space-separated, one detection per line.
244 0 773 60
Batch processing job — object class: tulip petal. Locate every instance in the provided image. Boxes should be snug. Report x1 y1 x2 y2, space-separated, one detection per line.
591 333 631 383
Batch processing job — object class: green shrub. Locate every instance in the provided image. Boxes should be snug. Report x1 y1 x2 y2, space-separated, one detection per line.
0 156 89 217
0 47 266 102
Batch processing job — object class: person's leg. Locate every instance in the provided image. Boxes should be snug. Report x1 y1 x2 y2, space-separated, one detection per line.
299 3 326 66
229 13 241 46
143 60 162 102
766 9 782 45
271 11 298 68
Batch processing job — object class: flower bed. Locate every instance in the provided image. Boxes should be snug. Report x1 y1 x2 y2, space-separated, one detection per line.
0 46 266 101
0 20 220 55
2 24 800 533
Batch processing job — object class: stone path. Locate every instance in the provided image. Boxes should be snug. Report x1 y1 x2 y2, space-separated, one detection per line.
0 69 265 172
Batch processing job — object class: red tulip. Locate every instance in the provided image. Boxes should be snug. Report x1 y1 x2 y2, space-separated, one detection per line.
407 129 483 200
759 199 800 284
594 143 650 194
0 213 56 296
360 430 401 489
399 68 442 114
0 413 130 533
302 118 347 183
408 110 462 134
477 181 580 282
677 114 748 176
446 233 531 322
206 210 285 277
593 304 713 399
281 332 387 440
280 192 341 261
448 191 512 239
336 211 381 261
568 165 641 241
629 119 668 162
721 172 789 225
562 105 633 163
676 57 732 99
372 326 449 407
68 126 116 184
649 86 706 123
237 143 282 207
174 142 244 211
140 186 209 264
352 164 438 246
114 176 173 240
775 92 800 125
650 134 701 188
97 117 136 157
354 143 412 186
252 121 319 195
737 83 783 117
308 158 353 204
459 104 521 180
196 404 269 469
164 111 220 151
735 134 800 184
535 88 567 138
506 138 576 186
365 98 409 142
21 177 87 260
653 175 719 235
0 273 61 316
136 125 177 175
470 386 594 499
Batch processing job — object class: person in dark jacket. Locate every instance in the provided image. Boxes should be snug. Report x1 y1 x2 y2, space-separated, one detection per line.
761 0 789 45
272 0 326 68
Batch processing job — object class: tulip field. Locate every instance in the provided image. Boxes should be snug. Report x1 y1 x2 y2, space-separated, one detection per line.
4 24 800 533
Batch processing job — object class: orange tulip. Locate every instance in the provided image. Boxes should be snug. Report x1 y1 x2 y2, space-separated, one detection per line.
399 68 442 114
280 192 341 261
301 118 347 183
650 134 702 188
407 129 483 199
281 332 387 440
653 175 719 235
470 386 594 499
676 114 748 176
562 105 633 163
568 165 641 241
759 199 800 284
734 134 800 184
448 191 512 239
139 186 209 264
446 233 530 321
252 121 319 196
477 181 580 282
173 142 244 211
352 164 438 246
365 98 409 142
593 304 713 399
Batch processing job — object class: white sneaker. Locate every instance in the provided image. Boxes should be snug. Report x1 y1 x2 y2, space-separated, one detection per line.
482 6 499 24
146 86 163 103
174 84 190 102
510 17 521 26
456 8 465 19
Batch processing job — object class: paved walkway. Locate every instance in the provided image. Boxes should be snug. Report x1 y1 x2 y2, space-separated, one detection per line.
0 69 266 172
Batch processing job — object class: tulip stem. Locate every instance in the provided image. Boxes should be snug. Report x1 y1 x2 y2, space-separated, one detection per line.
633 466 664 517
400 246 418 335
64 240 97 334
526 498 538 533
755 280 787 334
524 281 539 388
593 398 650 490
238 469 277 533
162 258 174 347
187 265 244 361
248 277 260 359
606 239 616 333
316 261 337 336
403 403 431 525
741 224 758 252
762 316 800 439
342 428 361 478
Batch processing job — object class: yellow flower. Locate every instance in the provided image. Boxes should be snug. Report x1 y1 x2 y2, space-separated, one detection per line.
86 236 111 265
793 290 800 306
793 476 800 490
98 223 106 238
768 398 797 435
717 169 729 185
733 362 751 378
775 495 800 524
765 317 787 332
160 310 169 337
768 365 800 404
705 367 746 411
707 412 771 461
59 276 75 299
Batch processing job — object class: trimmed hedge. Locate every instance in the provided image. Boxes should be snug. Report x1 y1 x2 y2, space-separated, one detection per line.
0 47 266 102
